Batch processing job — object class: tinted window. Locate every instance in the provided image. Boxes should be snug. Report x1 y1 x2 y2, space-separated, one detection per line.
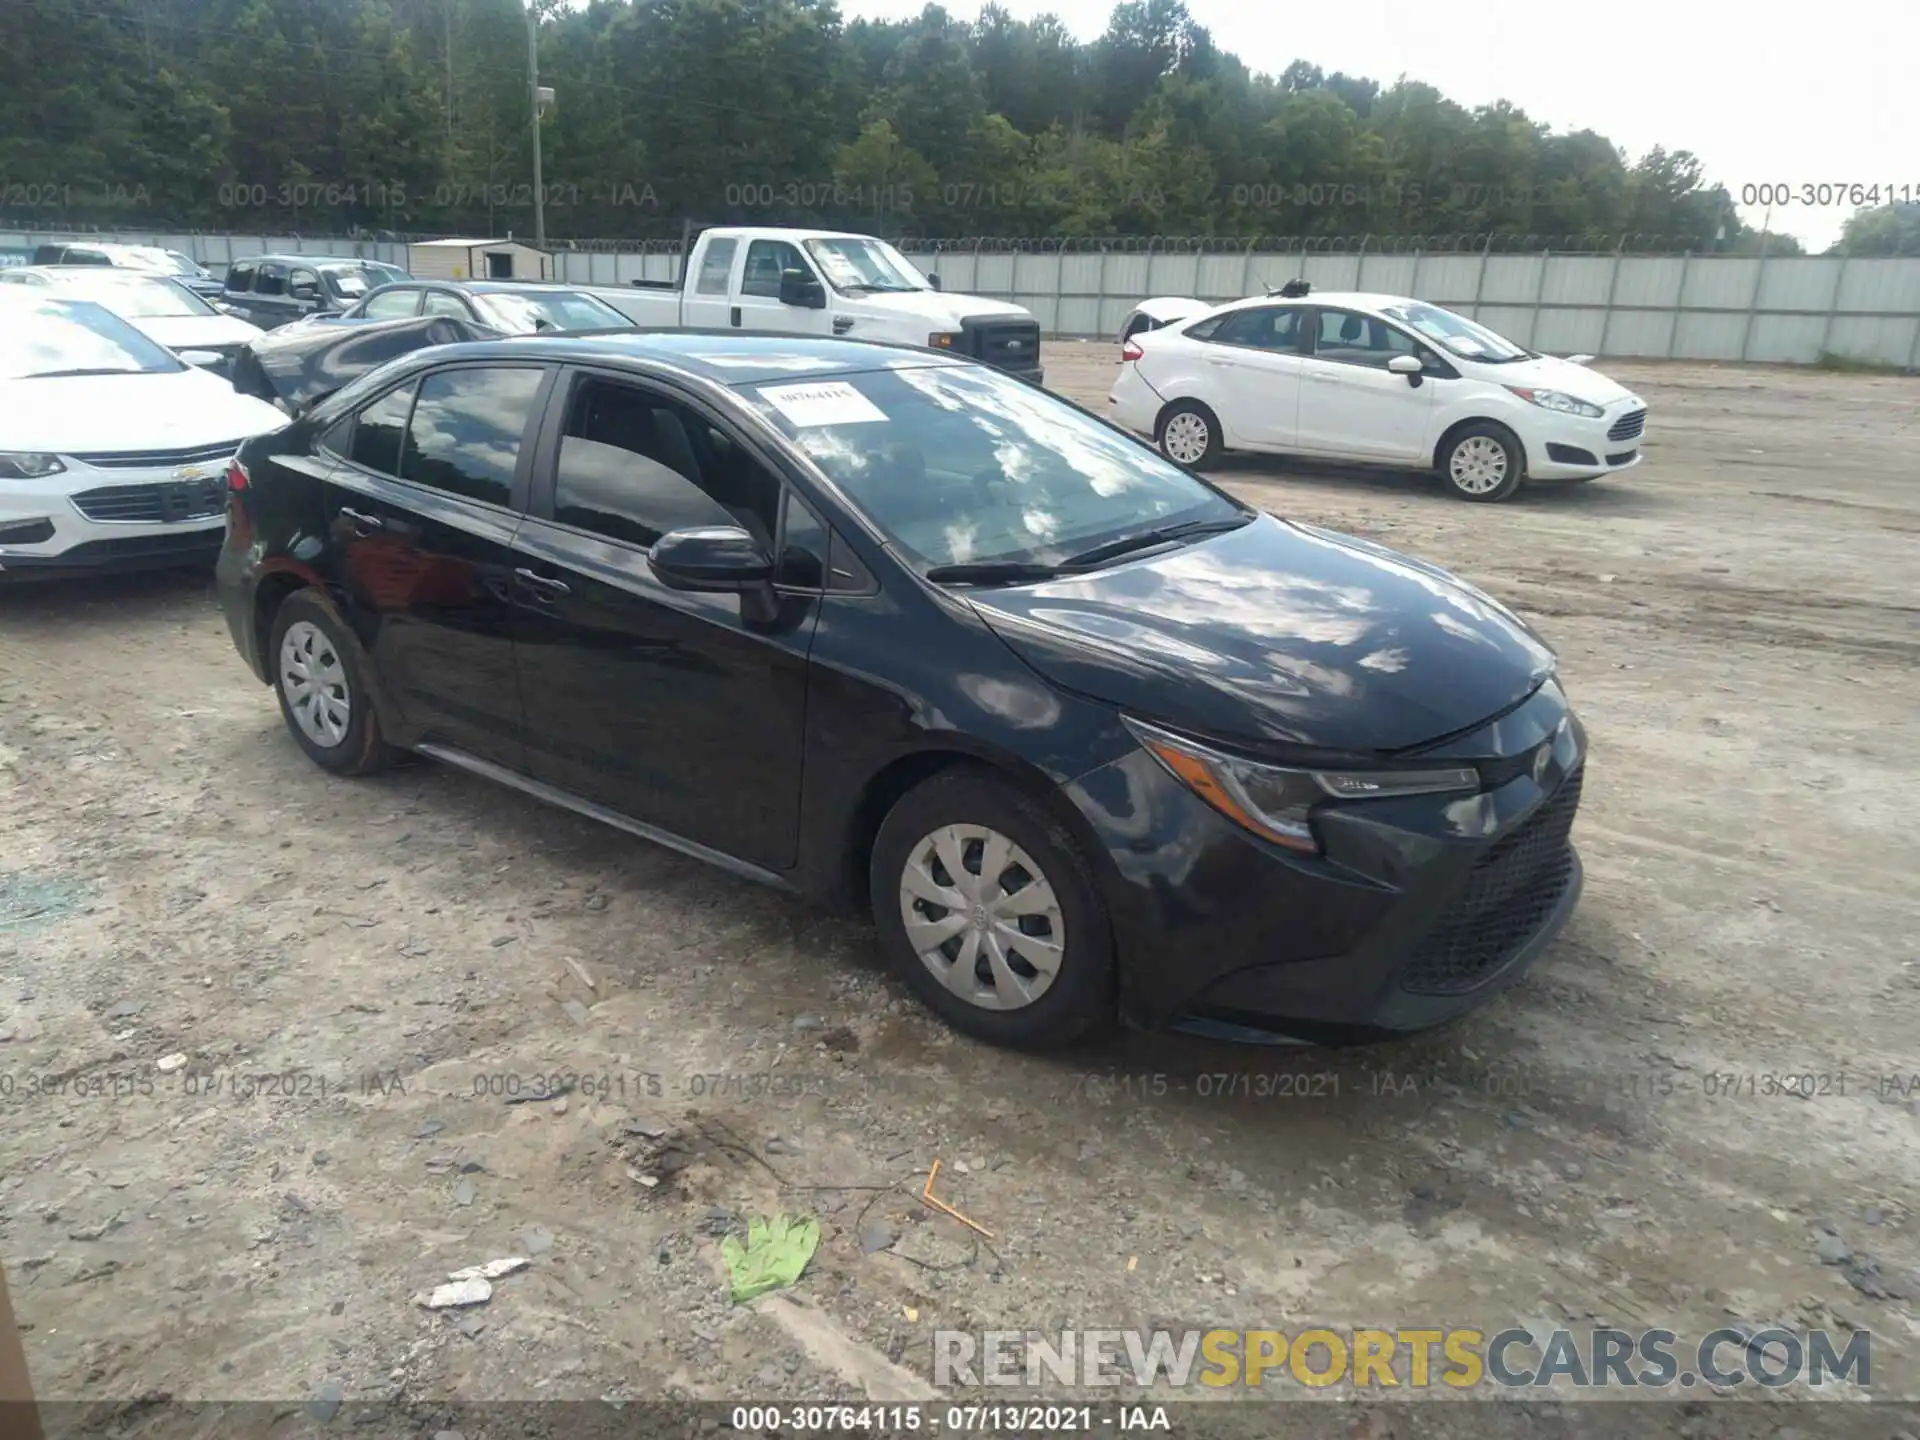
696 238 737 295
776 491 827 589
745 366 1239 571
553 376 780 548
399 367 545 508
361 288 422 320
255 265 287 297
1209 306 1301 351
1182 315 1222 341
740 239 807 298
226 262 256 293
1312 309 1423 367
349 383 416 475
288 267 321 298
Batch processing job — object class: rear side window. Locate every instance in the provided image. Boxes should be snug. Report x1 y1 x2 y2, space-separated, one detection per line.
695 238 737 295
226 262 256 293
399 367 545 509
349 383 416 476
1209 306 1301 351
361 288 422 320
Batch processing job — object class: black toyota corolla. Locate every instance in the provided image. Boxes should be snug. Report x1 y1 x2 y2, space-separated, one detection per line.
215 330 1586 1050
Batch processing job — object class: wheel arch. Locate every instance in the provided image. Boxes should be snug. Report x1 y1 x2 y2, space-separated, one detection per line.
1432 415 1529 475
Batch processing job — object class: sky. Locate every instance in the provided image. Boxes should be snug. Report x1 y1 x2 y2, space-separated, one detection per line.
837 0 1915 252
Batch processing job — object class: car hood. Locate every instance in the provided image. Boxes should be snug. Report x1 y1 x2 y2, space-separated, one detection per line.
964 514 1558 754
1484 352 1639 408
0 367 287 454
126 314 263 350
839 289 1033 331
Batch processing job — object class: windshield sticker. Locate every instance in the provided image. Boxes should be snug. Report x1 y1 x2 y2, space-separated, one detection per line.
760 380 888 427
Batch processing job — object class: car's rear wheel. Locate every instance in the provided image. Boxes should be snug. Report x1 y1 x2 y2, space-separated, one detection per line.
269 589 396 776
1157 401 1222 469
871 769 1114 1050
1440 423 1525 502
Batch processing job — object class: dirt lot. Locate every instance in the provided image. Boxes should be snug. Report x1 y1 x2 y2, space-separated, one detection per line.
2 353 1917 1431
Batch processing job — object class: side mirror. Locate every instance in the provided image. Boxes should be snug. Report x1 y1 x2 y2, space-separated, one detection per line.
648 526 773 592
178 349 226 371
1387 353 1423 375
290 282 320 302
926 272 942 291
778 268 826 309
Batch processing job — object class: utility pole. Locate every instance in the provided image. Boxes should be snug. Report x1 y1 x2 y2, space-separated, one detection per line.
528 3 546 249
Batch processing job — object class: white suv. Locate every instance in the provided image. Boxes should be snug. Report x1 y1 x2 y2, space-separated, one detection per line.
0 292 286 581
1108 287 1648 502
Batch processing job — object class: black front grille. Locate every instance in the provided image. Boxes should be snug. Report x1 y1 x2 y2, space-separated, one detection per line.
1400 767 1584 996
964 319 1041 372
1546 443 1598 466
1607 409 1646 441
69 440 245 470
72 480 227 524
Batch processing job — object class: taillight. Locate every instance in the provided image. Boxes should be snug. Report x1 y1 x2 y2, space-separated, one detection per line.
227 458 249 491
1121 339 1143 362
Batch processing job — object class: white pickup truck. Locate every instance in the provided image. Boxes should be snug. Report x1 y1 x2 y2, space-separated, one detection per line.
606 226 1044 383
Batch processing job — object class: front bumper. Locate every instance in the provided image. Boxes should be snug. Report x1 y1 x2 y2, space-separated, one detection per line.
1064 685 1587 1042
1525 403 1650 480
0 456 234 581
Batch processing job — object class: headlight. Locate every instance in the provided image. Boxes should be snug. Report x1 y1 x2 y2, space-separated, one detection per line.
0 453 66 480
927 331 963 350
1124 716 1478 854
1505 386 1603 419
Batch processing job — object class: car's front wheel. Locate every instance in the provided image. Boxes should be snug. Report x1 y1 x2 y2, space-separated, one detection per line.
269 589 396 776
1156 400 1223 469
871 768 1114 1050
1440 423 1525 502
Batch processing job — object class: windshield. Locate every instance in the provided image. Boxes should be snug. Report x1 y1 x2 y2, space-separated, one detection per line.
0 298 186 379
473 291 626 333
804 238 928 294
1378 300 1531 363
744 364 1242 571
41 273 213 317
321 263 407 300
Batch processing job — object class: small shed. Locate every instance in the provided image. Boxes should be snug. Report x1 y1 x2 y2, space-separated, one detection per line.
407 238 552 282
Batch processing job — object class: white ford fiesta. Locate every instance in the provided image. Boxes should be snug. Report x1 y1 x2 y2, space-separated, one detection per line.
1108 285 1649 502
0 291 287 581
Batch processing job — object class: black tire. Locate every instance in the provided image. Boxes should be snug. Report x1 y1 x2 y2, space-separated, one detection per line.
1438 422 1525 502
1156 399 1224 470
267 588 397 776
871 767 1115 1050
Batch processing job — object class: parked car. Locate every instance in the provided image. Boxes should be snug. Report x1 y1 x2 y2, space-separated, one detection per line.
229 312 504 417
29 242 224 300
0 267 263 374
215 328 1585 1050
0 291 287 580
296 279 631 334
1109 284 1647 502
618 227 1043 382
220 255 410 329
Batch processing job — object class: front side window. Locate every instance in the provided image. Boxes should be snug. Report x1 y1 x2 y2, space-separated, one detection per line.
289 267 321 299
422 291 471 317
552 376 780 548
695 238 738 295
744 365 1240 572
0 299 185 379
1311 310 1426 369
399 367 546 508
255 265 288 297
740 240 809 298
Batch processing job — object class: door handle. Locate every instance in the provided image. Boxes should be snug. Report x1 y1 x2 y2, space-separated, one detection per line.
339 507 385 534
1306 373 1338 384
730 305 741 328
514 567 571 599
832 317 854 335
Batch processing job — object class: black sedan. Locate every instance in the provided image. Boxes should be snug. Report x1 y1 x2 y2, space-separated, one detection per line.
214 331 1586 1050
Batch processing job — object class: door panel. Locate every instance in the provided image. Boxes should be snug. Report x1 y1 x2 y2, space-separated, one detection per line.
1194 305 1305 448
732 238 834 336
321 365 551 768
510 367 816 869
680 237 737 330
1295 310 1439 460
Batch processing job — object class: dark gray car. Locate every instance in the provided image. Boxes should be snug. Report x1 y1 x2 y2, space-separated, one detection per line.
220 256 409 329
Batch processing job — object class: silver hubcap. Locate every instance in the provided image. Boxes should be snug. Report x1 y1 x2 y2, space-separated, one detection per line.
898 824 1066 1012
1162 411 1210 465
279 620 351 748
1450 435 1510 494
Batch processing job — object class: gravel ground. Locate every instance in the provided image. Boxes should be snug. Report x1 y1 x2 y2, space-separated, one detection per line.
1 353 1916 1434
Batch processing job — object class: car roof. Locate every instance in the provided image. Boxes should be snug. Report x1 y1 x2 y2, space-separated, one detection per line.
236 254 400 267
385 279 596 294
1216 290 1418 315
698 227 893 246
415 329 971 387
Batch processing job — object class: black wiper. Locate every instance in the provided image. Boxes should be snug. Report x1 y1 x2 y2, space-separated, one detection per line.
923 560 1062 586
1057 514 1253 572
